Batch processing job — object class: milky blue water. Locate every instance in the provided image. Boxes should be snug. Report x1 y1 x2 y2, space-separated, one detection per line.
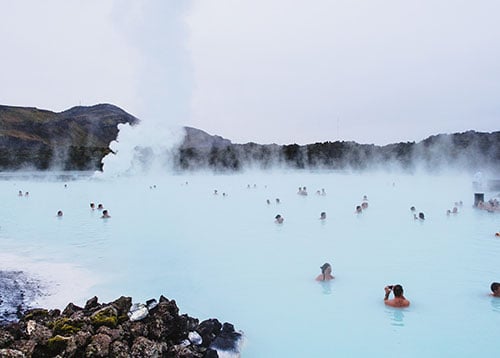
1 170 499 357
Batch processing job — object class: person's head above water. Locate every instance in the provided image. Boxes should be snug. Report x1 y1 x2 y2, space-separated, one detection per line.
491 282 500 296
320 212 327 219
57 210 63 217
316 262 334 281
392 284 404 297
419 212 425 220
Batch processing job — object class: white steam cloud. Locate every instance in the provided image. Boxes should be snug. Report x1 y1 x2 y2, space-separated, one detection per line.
100 0 192 176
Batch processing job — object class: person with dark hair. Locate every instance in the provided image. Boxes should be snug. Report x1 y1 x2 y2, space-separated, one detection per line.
316 263 334 281
384 284 410 307
319 212 327 220
101 210 111 219
491 282 500 297
274 214 284 224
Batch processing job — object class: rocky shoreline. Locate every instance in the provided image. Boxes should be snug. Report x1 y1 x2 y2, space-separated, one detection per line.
0 295 244 357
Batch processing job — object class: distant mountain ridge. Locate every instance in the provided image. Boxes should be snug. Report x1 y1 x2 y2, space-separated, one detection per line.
0 103 499 172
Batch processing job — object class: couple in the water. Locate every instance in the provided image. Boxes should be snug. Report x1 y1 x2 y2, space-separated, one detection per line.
315 262 410 308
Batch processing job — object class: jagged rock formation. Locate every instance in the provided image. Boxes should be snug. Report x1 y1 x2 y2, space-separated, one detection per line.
0 295 243 358
1 103 499 172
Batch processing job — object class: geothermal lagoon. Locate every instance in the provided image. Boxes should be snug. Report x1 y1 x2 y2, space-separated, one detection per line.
1 170 499 357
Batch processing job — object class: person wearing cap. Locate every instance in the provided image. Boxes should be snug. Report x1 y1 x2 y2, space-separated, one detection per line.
384 284 410 307
316 263 334 281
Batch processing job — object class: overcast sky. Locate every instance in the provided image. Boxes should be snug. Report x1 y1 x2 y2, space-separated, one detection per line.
1 0 499 145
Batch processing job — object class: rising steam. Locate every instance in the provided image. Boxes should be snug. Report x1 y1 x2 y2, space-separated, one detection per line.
100 0 192 177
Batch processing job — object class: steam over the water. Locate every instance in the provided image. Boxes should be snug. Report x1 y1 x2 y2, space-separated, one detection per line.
100 1 192 176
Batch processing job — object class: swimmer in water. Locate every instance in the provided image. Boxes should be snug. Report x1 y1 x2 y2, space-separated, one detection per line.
316 263 334 281
355 205 362 214
320 212 327 220
90 202 95 210
384 284 410 308
491 282 500 297
361 202 368 209
275 214 284 224
276 198 280 204
266 199 271 205
57 210 63 217
97 204 104 210
18 190 23 197
101 210 111 219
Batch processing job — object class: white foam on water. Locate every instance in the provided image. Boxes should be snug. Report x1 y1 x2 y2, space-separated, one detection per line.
0 252 99 310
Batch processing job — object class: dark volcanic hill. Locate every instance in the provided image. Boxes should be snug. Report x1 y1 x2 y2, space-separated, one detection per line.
0 103 499 172
0 104 138 170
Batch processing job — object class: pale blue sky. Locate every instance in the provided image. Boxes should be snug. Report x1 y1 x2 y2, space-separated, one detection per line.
1 0 499 145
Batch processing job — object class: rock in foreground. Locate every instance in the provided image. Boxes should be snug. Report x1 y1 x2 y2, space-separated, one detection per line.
0 295 244 358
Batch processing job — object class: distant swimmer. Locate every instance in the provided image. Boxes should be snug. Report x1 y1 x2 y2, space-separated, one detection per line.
452 207 458 214
275 198 280 204
214 190 218 195
297 187 303 195
275 214 284 224
57 210 63 217
410 206 416 213
384 284 410 308
321 188 326 196
491 282 500 297
363 195 368 201
18 190 23 197
302 186 308 196
418 212 425 220
101 210 111 219
361 202 368 209
97 204 104 210
320 212 327 220
90 202 95 210
24 192 29 197
316 263 334 281
266 199 271 205
355 205 362 214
